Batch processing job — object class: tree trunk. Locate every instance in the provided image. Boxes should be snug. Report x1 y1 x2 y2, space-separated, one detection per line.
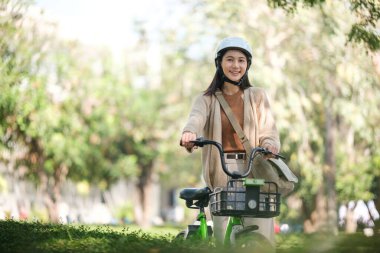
38 169 59 223
135 162 154 228
34 154 68 223
304 187 327 233
53 163 68 203
29 138 60 223
323 108 337 233
303 107 338 233
345 203 357 233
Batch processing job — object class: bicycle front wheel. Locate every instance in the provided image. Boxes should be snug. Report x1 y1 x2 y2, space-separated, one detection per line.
174 230 187 240
235 232 275 253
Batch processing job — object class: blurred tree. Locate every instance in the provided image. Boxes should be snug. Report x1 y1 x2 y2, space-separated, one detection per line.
268 0 380 51
168 0 380 233
123 26 203 226
32 42 143 221
0 0 57 218
269 2 380 233
0 0 139 221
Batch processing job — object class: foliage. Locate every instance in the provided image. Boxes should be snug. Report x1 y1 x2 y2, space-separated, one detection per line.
0 0 146 222
268 0 380 51
0 0 142 188
162 0 380 227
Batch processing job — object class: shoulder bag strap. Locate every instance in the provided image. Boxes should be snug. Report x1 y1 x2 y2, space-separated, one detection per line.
216 91 299 183
215 91 252 154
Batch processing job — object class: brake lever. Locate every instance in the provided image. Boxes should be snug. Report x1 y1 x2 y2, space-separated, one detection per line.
275 153 286 160
261 149 286 160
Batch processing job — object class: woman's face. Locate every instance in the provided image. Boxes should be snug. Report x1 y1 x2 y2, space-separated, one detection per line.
221 49 248 82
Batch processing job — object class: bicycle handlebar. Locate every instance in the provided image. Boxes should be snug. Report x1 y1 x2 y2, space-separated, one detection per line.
190 137 285 179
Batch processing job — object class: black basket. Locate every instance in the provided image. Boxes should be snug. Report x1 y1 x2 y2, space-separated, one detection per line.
210 179 280 217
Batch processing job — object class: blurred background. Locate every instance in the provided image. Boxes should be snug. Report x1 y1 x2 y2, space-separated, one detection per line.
0 0 379 236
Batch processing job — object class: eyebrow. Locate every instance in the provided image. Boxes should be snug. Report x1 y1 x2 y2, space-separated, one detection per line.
225 55 246 59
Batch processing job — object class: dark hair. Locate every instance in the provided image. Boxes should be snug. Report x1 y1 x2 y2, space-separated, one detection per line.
204 69 252 96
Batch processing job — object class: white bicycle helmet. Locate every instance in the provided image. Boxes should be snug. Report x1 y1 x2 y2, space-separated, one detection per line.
214 37 252 68
214 37 253 86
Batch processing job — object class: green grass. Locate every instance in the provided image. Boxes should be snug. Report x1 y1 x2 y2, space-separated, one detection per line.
80 223 181 237
276 232 380 253
0 220 379 253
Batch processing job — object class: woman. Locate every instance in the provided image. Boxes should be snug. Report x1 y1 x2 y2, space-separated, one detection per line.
180 37 280 247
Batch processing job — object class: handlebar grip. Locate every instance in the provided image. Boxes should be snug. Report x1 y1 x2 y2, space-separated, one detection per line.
276 154 286 160
190 137 206 147
180 137 206 147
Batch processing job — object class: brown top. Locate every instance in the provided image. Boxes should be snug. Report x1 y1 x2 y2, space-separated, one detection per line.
221 90 245 153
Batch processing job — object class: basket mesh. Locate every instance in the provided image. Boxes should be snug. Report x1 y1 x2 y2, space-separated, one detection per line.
210 180 280 217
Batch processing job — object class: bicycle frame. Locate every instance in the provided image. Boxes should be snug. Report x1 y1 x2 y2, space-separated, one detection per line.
194 211 243 244
197 211 209 240
224 216 243 246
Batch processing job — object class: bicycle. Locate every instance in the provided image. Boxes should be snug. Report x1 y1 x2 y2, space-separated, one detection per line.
177 137 283 252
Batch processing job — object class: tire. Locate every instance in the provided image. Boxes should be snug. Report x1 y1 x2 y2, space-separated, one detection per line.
235 232 275 253
173 230 187 241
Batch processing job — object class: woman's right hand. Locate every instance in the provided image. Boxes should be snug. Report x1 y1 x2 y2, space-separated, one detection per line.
180 131 197 152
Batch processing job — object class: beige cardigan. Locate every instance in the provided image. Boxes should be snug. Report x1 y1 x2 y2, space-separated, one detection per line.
183 87 280 189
